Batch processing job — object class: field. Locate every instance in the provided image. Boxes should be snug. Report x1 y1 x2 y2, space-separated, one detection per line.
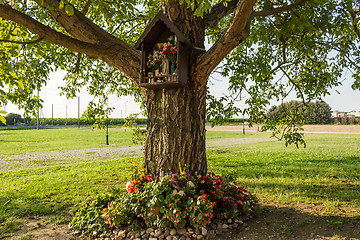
0 126 359 239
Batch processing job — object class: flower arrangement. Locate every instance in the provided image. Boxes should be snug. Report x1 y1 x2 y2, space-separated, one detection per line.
100 162 259 231
147 36 178 75
70 160 260 237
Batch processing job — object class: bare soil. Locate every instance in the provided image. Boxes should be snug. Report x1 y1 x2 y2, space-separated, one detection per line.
12 202 359 240
207 124 360 134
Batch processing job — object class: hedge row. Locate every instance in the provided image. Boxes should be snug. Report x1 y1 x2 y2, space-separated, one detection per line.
24 118 147 126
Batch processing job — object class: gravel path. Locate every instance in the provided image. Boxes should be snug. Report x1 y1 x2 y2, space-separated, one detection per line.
0 137 273 172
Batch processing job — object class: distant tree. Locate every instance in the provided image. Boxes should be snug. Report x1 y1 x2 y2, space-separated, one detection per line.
267 100 306 122
5 113 23 126
307 101 332 124
267 100 331 125
351 115 357 124
345 117 351 125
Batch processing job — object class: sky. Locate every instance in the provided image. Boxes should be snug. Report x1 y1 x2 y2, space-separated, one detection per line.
3 67 360 119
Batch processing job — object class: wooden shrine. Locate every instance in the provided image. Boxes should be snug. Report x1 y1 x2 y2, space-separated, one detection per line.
134 12 190 89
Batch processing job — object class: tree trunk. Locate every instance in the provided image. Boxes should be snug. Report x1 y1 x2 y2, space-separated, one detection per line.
143 2 207 179
144 76 207 178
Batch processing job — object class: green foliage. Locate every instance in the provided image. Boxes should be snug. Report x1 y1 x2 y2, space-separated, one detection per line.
267 100 332 125
3 112 23 126
69 189 121 237
0 110 6 125
123 114 147 145
72 160 259 237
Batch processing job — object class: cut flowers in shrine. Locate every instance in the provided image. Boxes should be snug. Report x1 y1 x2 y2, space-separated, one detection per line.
70 160 260 237
147 36 178 72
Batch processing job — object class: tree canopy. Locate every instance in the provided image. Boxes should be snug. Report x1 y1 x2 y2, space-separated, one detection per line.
1 0 360 146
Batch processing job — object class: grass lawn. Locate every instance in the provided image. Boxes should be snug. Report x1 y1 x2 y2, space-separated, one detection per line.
0 127 135 155
0 128 359 239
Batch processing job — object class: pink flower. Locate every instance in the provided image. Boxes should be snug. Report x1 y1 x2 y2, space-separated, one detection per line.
146 175 153 182
126 181 135 193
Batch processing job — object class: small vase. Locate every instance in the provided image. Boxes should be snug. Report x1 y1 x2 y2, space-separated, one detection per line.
170 63 176 75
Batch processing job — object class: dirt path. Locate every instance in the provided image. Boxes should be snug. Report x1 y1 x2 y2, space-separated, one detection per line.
0 137 273 172
208 124 360 133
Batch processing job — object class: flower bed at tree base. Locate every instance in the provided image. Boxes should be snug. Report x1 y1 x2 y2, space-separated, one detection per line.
69 161 260 239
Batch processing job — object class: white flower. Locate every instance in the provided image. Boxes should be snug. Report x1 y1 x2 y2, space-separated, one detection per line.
178 190 185 196
188 181 195 188
172 189 178 195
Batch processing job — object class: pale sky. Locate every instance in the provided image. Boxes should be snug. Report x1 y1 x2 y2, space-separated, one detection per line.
3 68 360 118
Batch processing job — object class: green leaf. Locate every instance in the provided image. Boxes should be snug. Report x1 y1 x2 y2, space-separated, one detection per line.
59 0 65 10
65 4 75 16
0 116 5 125
16 80 24 89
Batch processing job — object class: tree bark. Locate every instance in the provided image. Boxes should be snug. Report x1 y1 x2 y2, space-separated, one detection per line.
144 79 207 178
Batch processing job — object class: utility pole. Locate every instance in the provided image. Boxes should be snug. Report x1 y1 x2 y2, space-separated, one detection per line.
51 104 54 126
78 96 80 128
242 112 245 135
37 90 39 130
106 117 109 145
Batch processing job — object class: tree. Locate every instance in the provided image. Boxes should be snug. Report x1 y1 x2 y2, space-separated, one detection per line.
267 100 332 124
1 0 360 178
4 112 23 126
307 101 332 124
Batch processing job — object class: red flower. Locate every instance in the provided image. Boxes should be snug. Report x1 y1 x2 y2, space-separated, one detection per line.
126 181 135 193
171 47 177 54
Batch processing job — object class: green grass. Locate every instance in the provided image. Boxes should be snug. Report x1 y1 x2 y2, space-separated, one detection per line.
0 157 136 238
0 127 135 155
206 129 263 140
207 133 360 215
0 129 359 238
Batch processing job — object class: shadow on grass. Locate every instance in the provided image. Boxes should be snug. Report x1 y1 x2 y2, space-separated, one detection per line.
222 205 360 240
0 195 69 223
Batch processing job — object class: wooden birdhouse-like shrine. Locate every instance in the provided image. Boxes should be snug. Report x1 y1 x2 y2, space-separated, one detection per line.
135 12 190 89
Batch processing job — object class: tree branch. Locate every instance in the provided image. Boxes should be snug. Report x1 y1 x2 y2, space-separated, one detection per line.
40 0 141 84
0 36 43 45
204 0 239 28
0 2 141 86
252 0 309 18
348 9 360 39
194 0 256 83
280 66 306 103
81 0 91 14
0 4 105 56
